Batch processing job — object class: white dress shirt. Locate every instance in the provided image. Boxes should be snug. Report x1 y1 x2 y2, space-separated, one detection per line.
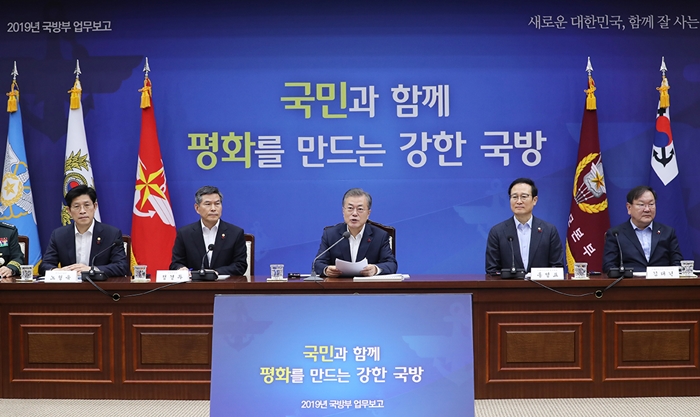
201 220 220 266
74 220 96 266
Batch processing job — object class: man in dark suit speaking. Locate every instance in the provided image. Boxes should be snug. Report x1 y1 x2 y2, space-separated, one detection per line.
485 178 563 275
40 185 128 277
314 188 397 277
170 185 247 276
602 185 682 273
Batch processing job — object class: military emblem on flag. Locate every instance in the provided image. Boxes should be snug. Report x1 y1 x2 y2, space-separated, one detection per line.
131 58 176 272
566 58 610 274
62 60 101 225
1 62 42 269
648 57 691 257
651 59 677 185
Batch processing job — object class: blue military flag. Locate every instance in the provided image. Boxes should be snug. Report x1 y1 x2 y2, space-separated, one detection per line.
1 76 42 268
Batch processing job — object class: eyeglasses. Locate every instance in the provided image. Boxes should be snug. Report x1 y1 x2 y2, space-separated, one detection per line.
510 194 531 201
70 202 95 211
634 203 655 209
344 206 367 214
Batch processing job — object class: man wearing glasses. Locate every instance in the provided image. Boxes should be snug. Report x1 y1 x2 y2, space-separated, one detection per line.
40 185 128 277
485 178 563 275
602 185 682 273
313 188 397 277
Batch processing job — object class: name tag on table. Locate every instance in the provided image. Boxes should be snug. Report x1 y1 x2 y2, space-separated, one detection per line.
156 270 190 283
530 267 565 280
45 270 81 283
645 266 680 279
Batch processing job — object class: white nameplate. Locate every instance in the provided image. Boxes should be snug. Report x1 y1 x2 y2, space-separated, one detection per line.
156 270 190 283
530 267 565 280
266 277 288 282
645 266 680 279
44 270 81 283
353 274 408 282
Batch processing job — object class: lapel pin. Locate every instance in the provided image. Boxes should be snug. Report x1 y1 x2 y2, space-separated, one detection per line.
97 237 102 244
537 227 542 233
221 233 226 239
657 230 661 234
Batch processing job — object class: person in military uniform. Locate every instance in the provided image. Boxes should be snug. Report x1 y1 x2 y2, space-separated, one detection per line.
0 222 24 278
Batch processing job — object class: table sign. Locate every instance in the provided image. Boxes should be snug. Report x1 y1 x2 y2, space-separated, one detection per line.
211 293 475 417
646 266 680 279
353 274 408 282
530 267 565 280
155 270 190 283
44 270 81 283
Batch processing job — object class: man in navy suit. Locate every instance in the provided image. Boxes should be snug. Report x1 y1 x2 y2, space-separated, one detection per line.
40 185 128 277
170 185 247 276
485 178 563 275
602 185 682 273
314 188 397 277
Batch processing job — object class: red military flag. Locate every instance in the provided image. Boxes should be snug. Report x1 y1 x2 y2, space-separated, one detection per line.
566 61 610 274
131 66 176 274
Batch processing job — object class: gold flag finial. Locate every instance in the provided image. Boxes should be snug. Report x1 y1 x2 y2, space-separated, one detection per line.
7 61 19 113
583 56 597 110
139 78 152 109
585 75 597 111
584 57 596 110
656 57 670 109
139 57 152 109
68 59 82 110
68 78 82 110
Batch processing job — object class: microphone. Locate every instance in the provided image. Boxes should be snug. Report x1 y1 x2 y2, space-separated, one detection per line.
194 244 217 281
81 239 122 282
607 230 633 278
500 236 525 279
305 231 351 281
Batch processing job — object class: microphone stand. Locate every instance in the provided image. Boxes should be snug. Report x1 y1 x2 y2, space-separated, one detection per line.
81 240 121 282
607 231 634 278
305 231 351 281
501 236 525 279
194 244 217 281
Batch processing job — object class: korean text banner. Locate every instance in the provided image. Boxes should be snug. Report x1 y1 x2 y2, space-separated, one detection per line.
1 0 699 274
210 293 475 416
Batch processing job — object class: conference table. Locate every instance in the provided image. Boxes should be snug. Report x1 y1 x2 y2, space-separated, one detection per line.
1 274 699 400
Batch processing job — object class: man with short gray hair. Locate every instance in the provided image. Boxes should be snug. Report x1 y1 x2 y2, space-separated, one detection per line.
313 188 397 277
170 185 247 276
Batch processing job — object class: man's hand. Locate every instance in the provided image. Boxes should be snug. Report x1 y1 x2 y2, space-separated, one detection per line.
324 266 342 277
360 265 378 277
0 266 14 278
59 263 91 272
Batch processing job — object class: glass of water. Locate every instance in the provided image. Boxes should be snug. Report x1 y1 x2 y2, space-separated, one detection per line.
134 265 148 280
680 260 694 277
270 264 284 280
20 264 33 281
573 262 588 279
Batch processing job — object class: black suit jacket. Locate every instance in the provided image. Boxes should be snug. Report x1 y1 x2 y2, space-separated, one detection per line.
485 216 564 274
313 222 397 276
602 220 683 273
40 221 128 277
170 220 247 276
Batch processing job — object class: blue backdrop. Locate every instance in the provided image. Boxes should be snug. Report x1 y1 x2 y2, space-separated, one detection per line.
1 0 699 274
